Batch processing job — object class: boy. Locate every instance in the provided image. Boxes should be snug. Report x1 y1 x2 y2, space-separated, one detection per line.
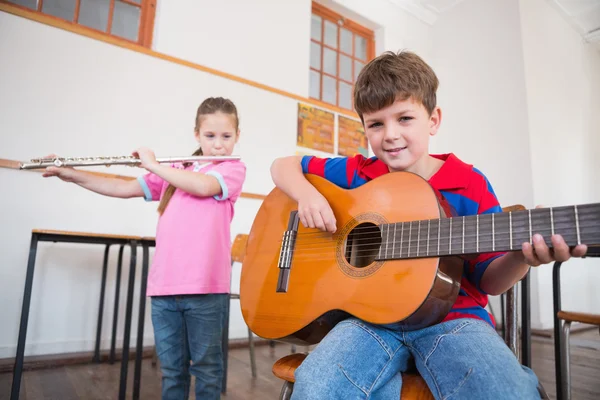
270 51 588 399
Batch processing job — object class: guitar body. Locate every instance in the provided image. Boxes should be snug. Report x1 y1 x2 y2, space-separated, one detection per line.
240 172 464 345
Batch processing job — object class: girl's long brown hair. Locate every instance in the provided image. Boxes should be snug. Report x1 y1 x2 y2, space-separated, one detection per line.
157 97 239 215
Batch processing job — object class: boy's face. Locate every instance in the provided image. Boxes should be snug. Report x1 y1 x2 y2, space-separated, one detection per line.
363 97 441 175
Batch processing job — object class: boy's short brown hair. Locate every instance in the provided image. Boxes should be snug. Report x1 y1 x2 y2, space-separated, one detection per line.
353 50 439 121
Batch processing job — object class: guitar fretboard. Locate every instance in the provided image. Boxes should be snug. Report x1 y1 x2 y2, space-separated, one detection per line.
376 203 600 260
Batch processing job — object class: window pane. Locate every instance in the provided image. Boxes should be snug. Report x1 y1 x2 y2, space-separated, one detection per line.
311 14 322 41
111 1 140 41
356 35 367 60
6 0 37 9
322 76 337 105
42 0 75 21
79 0 110 32
324 20 337 49
339 81 353 110
340 28 352 55
309 70 321 99
354 60 364 81
340 54 352 82
323 47 337 76
310 42 321 70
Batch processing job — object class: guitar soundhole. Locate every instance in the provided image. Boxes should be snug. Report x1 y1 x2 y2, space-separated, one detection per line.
344 222 382 268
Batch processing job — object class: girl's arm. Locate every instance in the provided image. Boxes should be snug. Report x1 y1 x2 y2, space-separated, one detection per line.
134 147 221 198
146 164 221 197
43 166 144 198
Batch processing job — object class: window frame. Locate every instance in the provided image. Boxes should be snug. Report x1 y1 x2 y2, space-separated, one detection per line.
310 2 375 111
0 0 156 47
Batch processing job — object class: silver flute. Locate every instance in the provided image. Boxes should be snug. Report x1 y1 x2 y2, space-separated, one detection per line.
19 155 241 170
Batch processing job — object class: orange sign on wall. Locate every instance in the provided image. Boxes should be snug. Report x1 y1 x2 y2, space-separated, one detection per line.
297 103 335 153
338 115 368 157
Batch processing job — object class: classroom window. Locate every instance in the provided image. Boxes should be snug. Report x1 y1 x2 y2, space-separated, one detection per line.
310 2 375 111
2 0 156 47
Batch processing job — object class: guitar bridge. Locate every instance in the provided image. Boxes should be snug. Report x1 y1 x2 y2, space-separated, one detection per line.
276 211 300 292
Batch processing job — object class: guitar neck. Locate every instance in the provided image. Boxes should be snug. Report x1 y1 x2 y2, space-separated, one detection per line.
377 203 600 260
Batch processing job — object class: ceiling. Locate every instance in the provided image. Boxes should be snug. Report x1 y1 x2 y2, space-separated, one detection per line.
388 0 600 46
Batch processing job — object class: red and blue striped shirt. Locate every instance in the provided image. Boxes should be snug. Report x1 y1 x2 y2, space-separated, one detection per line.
301 152 505 327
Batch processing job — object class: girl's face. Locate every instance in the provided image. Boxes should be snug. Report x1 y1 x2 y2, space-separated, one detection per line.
195 112 239 157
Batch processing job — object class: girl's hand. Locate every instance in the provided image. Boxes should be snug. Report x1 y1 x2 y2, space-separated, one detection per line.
132 147 159 171
41 154 79 182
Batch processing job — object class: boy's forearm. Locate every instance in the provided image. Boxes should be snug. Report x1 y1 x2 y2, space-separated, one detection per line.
270 156 318 201
147 164 221 197
479 252 530 296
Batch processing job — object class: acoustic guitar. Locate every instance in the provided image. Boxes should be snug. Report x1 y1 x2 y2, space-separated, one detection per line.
239 172 599 345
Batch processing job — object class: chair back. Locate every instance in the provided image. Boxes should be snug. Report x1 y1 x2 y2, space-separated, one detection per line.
231 233 249 264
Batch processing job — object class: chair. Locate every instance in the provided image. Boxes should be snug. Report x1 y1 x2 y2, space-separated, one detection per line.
221 233 257 394
271 205 549 399
552 247 600 400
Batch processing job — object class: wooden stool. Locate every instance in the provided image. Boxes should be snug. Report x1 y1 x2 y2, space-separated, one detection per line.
272 353 434 400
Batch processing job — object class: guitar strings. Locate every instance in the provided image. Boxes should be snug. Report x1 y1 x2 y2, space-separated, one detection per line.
283 207 600 241
279 220 598 248
264 222 598 259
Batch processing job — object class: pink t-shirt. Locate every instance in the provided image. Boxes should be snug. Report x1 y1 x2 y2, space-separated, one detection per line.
137 160 246 296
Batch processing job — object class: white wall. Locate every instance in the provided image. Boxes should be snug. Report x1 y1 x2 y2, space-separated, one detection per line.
519 0 600 329
0 12 292 357
153 0 312 98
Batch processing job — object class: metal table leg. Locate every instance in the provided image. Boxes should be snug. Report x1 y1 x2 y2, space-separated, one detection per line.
118 240 138 400
110 245 125 364
133 243 149 400
93 244 111 363
10 232 39 400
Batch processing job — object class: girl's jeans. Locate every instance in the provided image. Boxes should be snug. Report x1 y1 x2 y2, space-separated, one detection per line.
151 294 228 400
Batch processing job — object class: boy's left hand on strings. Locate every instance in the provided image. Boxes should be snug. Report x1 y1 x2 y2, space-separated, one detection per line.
519 205 587 266
520 234 587 266
133 147 159 171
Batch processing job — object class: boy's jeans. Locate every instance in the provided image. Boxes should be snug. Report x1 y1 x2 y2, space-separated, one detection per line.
292 317 541 400
151 294 228 400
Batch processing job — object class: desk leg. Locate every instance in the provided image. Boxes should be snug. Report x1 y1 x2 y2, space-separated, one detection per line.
133 244 149 400
10 233 39 400
118 241 137 400
94 245 111 363
521 273 531 368
110 245 125 364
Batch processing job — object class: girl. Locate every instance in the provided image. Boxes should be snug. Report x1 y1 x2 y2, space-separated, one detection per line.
43 97 246 399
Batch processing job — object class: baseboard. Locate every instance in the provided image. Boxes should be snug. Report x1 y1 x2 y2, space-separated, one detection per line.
0 338 271 373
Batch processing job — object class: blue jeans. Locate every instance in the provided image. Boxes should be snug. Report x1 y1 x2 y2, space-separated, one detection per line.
151 294 227 400
292 317 541 399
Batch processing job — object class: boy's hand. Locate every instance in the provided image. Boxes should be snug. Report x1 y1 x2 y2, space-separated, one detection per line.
521 234 587 266
520 205 587 266
41 154 79 182
297 190 337 233
132 147 159 171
